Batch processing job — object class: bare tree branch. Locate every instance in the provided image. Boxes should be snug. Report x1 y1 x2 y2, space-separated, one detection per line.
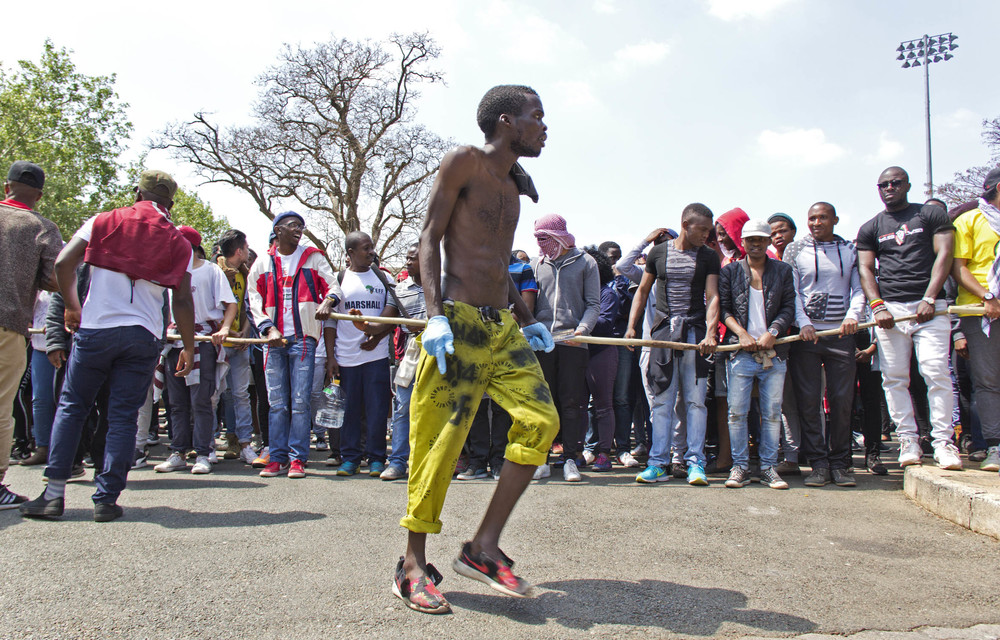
153 32 450 267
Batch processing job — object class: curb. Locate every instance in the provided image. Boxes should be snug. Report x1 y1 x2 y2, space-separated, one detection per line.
903 465 1000 541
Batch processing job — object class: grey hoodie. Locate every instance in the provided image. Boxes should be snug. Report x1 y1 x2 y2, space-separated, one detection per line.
532 248 601 348
783 234 865 331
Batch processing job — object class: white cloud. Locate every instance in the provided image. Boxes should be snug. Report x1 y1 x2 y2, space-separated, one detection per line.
613 41 670 67
592 0 617 13
758 128 846 165
865 132 904 164
937 107 980 131
705 0 796 21
551 80 601 111
476 2 585 64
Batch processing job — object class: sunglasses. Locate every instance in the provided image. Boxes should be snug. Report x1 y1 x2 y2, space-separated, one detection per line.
877 179 905 190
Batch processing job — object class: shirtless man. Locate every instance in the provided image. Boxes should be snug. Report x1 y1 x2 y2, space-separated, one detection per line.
391 85 558 614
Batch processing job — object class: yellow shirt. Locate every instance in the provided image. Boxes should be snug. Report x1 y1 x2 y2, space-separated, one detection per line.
223 270 246 347
953 208 1000 310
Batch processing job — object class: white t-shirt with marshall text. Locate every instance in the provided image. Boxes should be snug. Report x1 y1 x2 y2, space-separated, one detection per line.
335 268 389 366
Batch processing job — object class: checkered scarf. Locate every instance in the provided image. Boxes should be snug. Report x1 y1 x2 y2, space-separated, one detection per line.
979 198 1000 337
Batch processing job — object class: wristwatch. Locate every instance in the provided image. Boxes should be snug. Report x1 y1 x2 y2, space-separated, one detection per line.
767 327 780 338
984 292 996 301
920 296 936 306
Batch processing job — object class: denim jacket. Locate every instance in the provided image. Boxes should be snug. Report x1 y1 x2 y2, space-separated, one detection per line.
719 257 796 358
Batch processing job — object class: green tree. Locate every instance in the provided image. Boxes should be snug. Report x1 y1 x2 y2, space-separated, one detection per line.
0 40 132 236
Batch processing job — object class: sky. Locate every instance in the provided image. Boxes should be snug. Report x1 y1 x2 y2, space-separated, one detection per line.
3 0 998 260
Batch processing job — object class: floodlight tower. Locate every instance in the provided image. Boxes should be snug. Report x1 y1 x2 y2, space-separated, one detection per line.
895 33 958 197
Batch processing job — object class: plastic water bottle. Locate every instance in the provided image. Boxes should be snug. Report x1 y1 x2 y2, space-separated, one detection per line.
315 379 345 429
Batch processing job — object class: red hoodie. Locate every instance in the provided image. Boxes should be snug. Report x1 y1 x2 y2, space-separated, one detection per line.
717 207 749 264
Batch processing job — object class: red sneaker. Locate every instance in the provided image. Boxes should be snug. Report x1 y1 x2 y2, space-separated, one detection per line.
259 461 289 477
288 459 306 478
452 542 533 597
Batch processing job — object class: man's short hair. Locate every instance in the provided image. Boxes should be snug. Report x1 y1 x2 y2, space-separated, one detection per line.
597 241 620 255
218 229 248 258
477 85 538 138
681 202 714 223
811 201 837 217
345 231 371 252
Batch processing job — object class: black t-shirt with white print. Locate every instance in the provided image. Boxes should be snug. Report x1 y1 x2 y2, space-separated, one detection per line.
855 203 953 303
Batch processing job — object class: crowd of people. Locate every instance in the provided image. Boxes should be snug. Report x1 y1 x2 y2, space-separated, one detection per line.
3 159 999 518
2 83 1000 614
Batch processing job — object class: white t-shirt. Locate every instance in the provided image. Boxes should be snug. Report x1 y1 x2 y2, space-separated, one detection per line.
170 261 236 326
31 291 52 351
335 268 389 366
747 286 767 339
75 213 194 339
276 245 305 337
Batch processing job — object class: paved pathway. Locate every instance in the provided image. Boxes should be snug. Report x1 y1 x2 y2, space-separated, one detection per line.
2 449 998 639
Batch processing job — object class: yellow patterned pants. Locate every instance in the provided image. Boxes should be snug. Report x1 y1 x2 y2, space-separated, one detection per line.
401 301 558 534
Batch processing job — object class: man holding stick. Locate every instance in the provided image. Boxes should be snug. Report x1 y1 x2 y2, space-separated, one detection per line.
389 85 558 614
856 166 962 470
951 167 1000 473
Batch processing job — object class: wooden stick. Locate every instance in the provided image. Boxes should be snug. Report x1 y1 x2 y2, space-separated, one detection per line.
29 305 987 350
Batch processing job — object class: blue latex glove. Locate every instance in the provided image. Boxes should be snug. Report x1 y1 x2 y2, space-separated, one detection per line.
422 315 454 374
523 322 555 353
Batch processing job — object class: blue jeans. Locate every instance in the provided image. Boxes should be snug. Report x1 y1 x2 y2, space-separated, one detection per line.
165 343 218 457
648 330 709 468
265 337 316 464
45 326 159 504
222 346 254 443
339 358 391 464
387 382 413 469
727 351 787 470
30 348 57 448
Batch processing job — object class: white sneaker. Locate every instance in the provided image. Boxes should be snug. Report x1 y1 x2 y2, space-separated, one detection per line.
239 445 257 464
532 463 550 480
898 436 922 467
192 456 212 474
208 450 219 464
981 446 1000 472
618 452 640 468
563 459 582 482
933 442 963 470
581 450 596 465
154 452 187 473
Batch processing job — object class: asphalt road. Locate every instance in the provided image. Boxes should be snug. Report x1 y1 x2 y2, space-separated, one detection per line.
2 447 998 640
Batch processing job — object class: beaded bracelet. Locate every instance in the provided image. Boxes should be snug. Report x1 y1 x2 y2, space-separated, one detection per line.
870 303 887 315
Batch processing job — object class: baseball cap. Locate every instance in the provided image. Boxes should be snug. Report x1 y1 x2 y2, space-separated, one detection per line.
136 170 178 199
273 211 305 229
177 225 202 249
7 161 45 189
983 167 1000 196
742 219 772 239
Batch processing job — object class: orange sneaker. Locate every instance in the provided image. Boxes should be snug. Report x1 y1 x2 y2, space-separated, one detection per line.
251 447 270 468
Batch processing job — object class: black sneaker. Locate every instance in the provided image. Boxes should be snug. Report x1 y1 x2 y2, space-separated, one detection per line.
832 468 856 487
453 542 533 597
0 484 28 510
94 503 123 522
456 467 488 481
724 466 751 488
866 454 888 476
669 462 687 479
19 492 64 518
804 467 831 487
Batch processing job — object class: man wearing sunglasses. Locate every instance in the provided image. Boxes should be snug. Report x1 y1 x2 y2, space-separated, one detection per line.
856 167 962 470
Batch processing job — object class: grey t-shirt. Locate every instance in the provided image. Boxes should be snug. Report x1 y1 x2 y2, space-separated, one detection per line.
666 242 697 317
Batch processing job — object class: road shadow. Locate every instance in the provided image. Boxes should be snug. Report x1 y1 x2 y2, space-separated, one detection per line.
126 476 265 491
446 578 816 637
127 506 326 528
